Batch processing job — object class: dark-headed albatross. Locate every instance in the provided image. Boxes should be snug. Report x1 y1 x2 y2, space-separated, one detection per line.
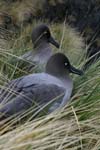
0 53 83 120
19 24 59 72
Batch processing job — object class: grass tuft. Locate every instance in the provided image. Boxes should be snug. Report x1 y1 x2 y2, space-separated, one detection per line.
0 20 99 150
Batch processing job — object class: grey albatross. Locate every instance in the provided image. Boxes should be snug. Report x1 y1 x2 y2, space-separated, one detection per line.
18 24 60 72
0 53 83 120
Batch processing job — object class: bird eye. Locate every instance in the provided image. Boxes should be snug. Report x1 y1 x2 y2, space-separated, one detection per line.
65 62 68 66
44 31 48 35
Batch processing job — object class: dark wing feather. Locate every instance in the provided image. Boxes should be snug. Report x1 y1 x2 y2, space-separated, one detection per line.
0 83 65 120
0 77 23 103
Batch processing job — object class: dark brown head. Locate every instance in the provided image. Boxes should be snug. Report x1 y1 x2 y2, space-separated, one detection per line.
31 24 59 48
46 53 84 77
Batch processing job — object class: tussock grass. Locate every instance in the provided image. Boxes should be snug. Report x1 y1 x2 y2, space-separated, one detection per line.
51 23 84 64
0 21 84 79
0 21 100 150
0 0 45 25
0 67 100 149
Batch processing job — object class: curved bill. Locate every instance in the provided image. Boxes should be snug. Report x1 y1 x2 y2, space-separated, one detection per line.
70 65 84 75
49 36 60 48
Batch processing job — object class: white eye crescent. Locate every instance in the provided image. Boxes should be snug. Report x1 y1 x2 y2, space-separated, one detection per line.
44 31 48 35
65 62 68 66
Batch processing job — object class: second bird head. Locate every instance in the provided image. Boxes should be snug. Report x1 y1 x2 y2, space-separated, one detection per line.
31 24 60 48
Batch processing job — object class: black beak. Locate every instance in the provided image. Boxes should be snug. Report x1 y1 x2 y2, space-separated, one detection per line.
69 65 84 75
49 36 60 48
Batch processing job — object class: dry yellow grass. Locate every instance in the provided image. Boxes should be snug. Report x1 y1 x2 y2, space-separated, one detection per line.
0 6 99 149
0 98 100 150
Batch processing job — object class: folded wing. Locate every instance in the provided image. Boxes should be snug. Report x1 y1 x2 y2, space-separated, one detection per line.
0 78 65 120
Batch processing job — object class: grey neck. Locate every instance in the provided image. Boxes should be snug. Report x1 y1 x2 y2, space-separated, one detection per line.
59 75 73 89
47 70 73 90
32 41 52 66
34 41 52 54
57 76 73 109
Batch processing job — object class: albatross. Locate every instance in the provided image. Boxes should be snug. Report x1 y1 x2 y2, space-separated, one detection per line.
0 53 83 120
19 24 60 72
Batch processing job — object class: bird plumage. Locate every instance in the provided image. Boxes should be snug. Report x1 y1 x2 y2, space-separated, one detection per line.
0 53 83 120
